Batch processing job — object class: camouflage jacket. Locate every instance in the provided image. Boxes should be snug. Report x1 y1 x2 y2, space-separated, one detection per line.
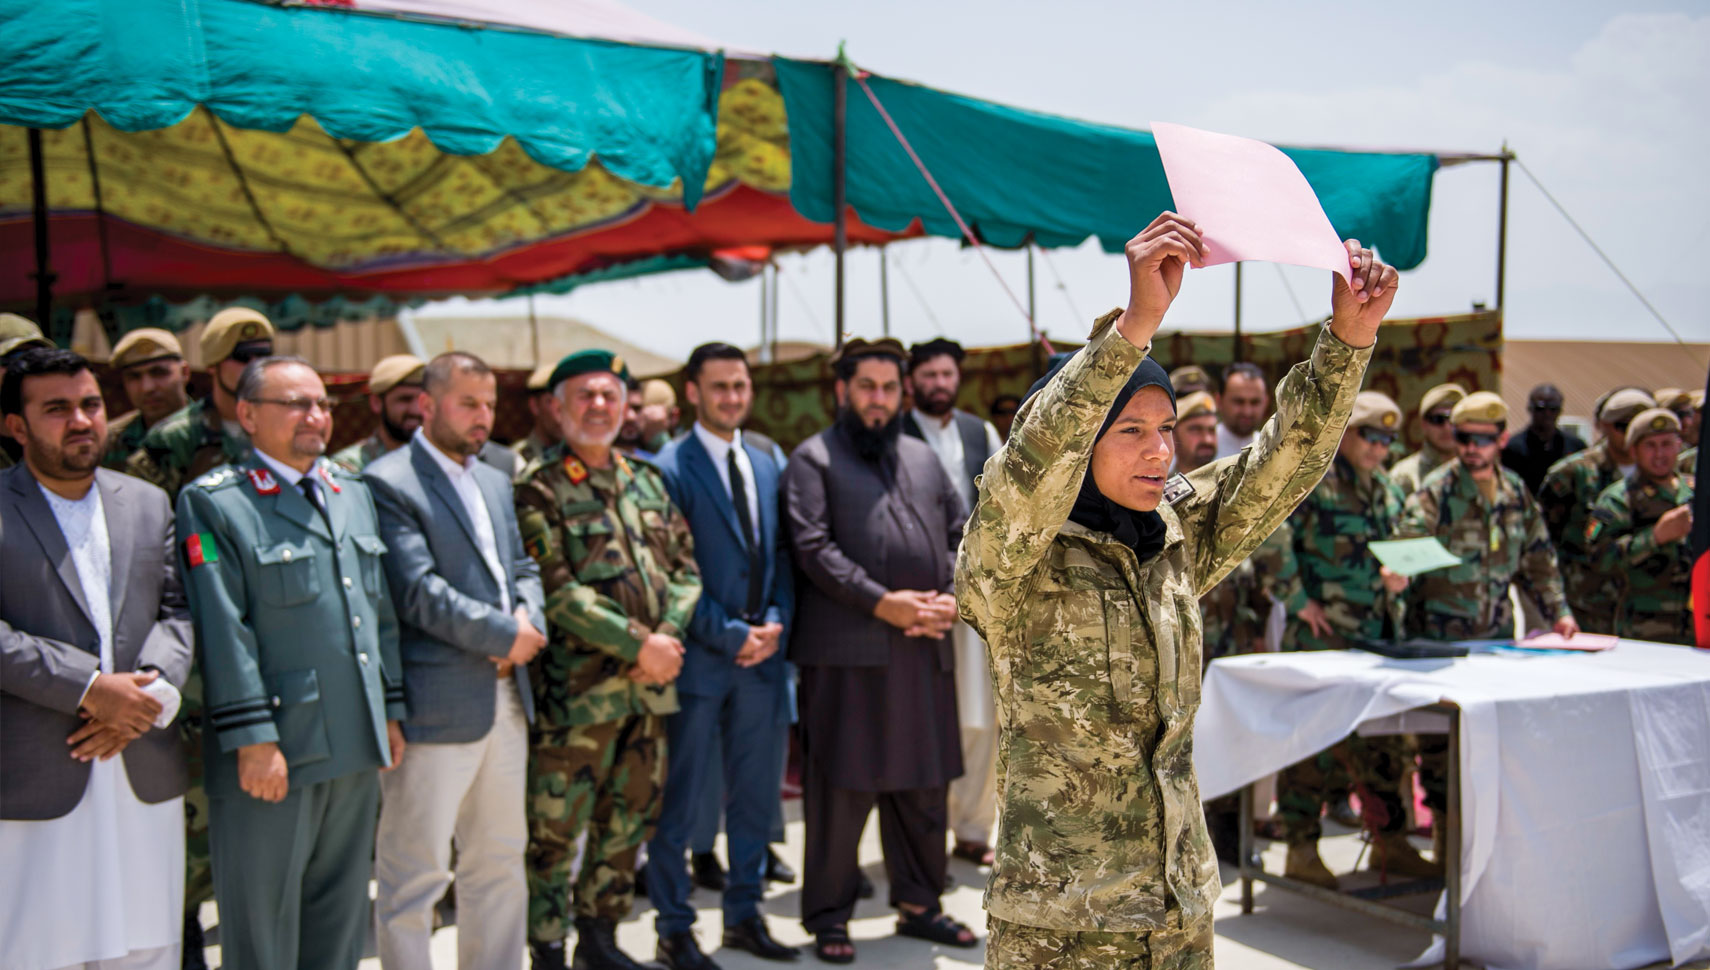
1537 441 1625 630
1390 441 1451 496
956 310 1370 933
1681 446 1698 475
1397 461 1569 640
330 433 388 473
515 445 701 728
125 397 250 497
1199 524 1291 667
1588 473 1695 645
101 410 149 471
512 431 556 467
1276 457 1406 650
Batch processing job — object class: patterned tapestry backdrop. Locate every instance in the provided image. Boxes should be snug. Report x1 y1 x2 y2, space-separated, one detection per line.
92 310 1500 460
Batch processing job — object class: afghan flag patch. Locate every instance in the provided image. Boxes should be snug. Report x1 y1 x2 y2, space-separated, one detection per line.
185 532 219 568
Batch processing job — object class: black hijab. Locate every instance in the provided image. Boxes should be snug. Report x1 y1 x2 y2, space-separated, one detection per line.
1025 351 1176 564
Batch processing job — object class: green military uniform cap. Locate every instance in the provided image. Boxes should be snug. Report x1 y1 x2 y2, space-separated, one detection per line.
1599 387 1656 426
110 328 184 369
0 312 53 357
200 307 275 364
1169 364 1212 395
366 354 425 395
1419 382 1468 416
1350 390 1402 431
1176 390 1217 421
1450 390 1507 426
526 362 556 393
1625 407 1681 448
548 349 631 392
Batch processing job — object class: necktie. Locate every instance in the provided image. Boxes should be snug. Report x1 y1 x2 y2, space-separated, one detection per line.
299 475 329 524
727 448 766 620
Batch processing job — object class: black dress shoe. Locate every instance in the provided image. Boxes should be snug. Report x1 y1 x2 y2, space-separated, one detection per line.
723 916 800 961
182 914 208 970
658 930 723 970
691 851 728 892
765 848 797 884
530 939 570 970
856 871 875 899
572 917 649 970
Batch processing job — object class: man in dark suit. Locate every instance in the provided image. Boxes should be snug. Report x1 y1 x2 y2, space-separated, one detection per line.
364 352 548 970
781 338 974 961
1 347 195 970
646 344 798 970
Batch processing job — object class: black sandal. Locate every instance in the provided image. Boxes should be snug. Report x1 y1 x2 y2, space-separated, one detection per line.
895 907 978 948
814 927 855 964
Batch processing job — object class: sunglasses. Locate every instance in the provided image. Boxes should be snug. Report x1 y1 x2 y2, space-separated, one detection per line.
1454 430 1501 448
1529 403 1562 413
1357 427 1397 447
228 342 275 364
1423 411 1453 427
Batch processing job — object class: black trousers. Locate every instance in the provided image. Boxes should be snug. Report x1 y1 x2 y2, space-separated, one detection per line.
800 754 948 933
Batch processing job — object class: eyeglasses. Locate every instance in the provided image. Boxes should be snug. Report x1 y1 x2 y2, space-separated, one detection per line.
252 397 333 416
1454 430 1500 448
1423 411 1453 427
1357 427 1397 447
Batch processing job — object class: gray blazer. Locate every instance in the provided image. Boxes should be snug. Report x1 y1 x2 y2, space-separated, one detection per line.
0 465 193 819
365 438 545 744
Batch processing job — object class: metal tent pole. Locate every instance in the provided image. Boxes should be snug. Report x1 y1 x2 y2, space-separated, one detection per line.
1232 261 1244 363
1496 146 1512 311
1027 244 1037 336
879 248 891 336
28 129 56 333
832 62 849 349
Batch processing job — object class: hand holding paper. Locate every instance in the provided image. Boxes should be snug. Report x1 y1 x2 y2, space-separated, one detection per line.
1367 537 1461 578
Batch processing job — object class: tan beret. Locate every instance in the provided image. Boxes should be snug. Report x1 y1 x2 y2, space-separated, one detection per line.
1169 364 1212 394
1451 390 1507 426
1176 391 1217 421
1599 387 1656 426
0 312 52 357
1653 387 1692 411
201 307 275 364
1625 407 1681 448
641 379 677 408
1350 391 1402 431
1690 390 1705 410
1419 382 1468 416
368 354 426 395
110 328 184 369
526 362 555 392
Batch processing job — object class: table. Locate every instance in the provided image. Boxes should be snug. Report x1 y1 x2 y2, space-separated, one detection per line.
1194 641 1710 970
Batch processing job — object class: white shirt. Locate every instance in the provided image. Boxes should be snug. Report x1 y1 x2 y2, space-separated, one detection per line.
910 408 1003 513
693 422 761 540
1216 423 1255 461
416 431 511 614
254 447 313 488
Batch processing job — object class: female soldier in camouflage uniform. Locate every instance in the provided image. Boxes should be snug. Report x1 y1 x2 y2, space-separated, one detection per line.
957 212 1397 969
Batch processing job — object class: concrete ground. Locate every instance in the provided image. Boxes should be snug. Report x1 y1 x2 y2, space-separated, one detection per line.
193 803 1707 969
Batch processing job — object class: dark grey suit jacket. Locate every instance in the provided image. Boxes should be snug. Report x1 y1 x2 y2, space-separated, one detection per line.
782 423 963 670
0 465 193 819
365 438 545 744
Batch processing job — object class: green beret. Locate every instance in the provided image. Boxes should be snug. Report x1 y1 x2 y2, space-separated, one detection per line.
549 349 631 392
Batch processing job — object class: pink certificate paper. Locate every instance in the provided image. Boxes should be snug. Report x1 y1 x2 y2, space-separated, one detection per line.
1152 121 1351 283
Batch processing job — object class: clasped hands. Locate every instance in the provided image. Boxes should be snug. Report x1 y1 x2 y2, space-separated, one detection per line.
875 590 958 640
66 670 164 763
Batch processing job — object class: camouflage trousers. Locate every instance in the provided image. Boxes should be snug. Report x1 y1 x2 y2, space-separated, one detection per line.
986 912 1213 970
180 667 214 914
527 713 665 941
1277 731 1411 845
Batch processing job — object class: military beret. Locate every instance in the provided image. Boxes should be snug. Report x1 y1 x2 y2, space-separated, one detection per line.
1176 391 1217 421
367 354 426 395
1691 390 1705 410
1625 407 1681 448
640 379 676 408
1599 387 1656 426
526 362 555 393
0 312 53 357
1350 391 1403 431
1653 387 1692 411
1419 382 1468 416
201 307 275 364
1169 364 1212 394
908 337 965 367
548 349 631 392
110 328 184 370
832 336 908 366
1451 391 1507 426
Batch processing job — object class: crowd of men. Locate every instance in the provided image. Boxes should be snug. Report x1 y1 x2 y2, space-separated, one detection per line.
0 303 1701 970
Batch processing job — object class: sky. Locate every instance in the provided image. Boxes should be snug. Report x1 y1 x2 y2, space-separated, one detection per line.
412 1 1710 364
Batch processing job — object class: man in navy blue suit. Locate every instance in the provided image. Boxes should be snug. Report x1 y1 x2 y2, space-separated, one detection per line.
646 343 798 970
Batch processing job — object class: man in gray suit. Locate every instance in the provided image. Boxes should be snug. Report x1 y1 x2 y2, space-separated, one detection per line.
365 352 548 970
1 347 194 970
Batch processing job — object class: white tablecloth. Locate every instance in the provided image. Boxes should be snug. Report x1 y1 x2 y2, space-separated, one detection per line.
1194 641 1710 970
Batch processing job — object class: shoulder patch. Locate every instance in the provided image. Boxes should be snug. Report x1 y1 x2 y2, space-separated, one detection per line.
1163 473 1195 505
563 456 588 485
247 468 280 495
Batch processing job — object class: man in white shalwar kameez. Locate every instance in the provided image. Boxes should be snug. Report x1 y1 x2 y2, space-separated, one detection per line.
1 347 194 970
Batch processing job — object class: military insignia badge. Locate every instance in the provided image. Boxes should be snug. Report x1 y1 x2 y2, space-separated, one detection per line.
1586 519 1604 543
242 323 259 338
1653 415 1670 431
184 532 220 568
319 464 342 493
248 468 280 495
1382 412 1397 428
1162 473 1195 505
610 355 625 374
563 456 588 485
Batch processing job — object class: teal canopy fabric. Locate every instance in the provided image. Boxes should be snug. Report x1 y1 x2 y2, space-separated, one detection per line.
0 0 723 203
775 59 1438 269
